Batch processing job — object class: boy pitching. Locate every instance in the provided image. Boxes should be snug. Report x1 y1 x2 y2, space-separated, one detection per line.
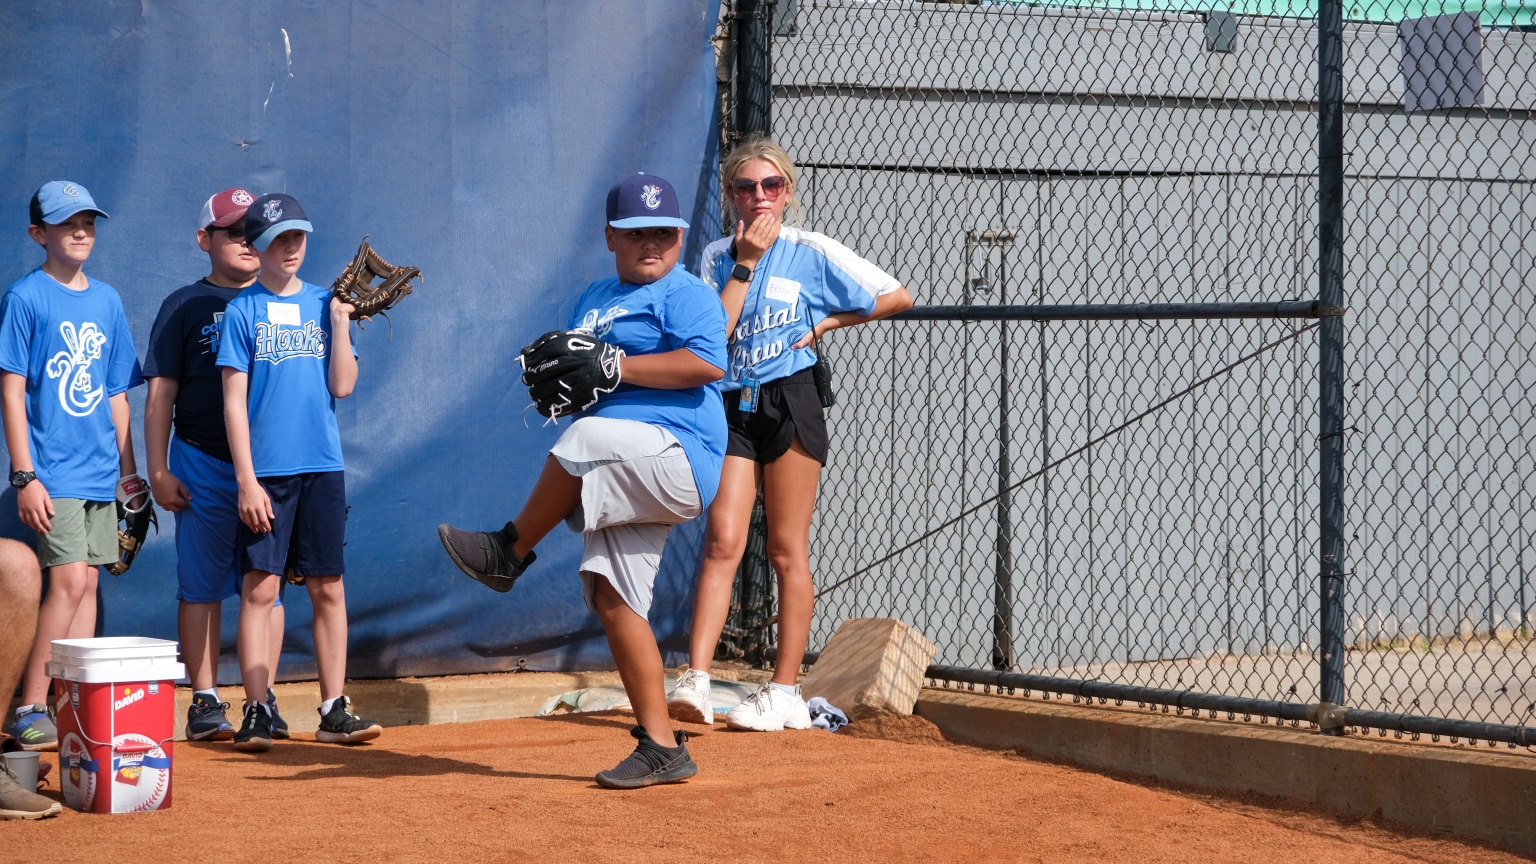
144 188 290 742
216 193 381 751
438 173 726 788
1 181 144 751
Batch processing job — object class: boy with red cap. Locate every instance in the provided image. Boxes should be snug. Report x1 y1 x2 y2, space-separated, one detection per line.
144 188 291 743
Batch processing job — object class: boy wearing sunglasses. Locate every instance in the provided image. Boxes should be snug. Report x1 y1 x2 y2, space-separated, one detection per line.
143 188 290 743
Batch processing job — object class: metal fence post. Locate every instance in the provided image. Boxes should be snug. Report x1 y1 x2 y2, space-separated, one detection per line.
721 0 777 667
1317 0 1348 733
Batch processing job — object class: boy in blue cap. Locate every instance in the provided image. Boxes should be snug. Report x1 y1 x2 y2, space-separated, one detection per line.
439 173 726 788
144 188 291 743
217 193 381 752
1 181 145 751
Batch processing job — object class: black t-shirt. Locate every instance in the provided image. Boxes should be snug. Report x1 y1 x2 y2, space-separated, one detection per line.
144 279 244 463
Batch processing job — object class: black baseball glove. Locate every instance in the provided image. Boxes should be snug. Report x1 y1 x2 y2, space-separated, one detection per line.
518 329 625 419
331 236 422 330
106 474 158 577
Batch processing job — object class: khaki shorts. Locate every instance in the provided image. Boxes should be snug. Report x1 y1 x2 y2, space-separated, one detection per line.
37 498 116 569
550 417 702 619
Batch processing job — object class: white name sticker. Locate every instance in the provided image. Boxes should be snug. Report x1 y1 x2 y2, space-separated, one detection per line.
765 276 801 304
266 302 301 326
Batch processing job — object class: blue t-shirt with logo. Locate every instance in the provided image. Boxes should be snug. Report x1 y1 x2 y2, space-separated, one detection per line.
699 225 901 391
0 268 145 500
144 279 244 462
568 267 727 507
215 280 345 477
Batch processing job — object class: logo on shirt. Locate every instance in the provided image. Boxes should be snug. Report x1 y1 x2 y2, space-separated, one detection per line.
578 305 629 338
200 311 224 356
253 321 328 364
45 321 107 417
262 199 283 223
640 185 663 211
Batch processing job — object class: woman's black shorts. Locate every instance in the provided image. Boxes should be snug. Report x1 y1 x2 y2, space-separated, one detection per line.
724 367 829 465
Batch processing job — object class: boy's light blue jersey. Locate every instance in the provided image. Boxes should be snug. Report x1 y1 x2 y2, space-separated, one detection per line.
216 280 345 477
568 267 728 507
0 268 144 500
699 225 901 391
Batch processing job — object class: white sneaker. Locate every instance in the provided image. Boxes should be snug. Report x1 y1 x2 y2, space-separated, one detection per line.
725 683 812 732
666 669 713 725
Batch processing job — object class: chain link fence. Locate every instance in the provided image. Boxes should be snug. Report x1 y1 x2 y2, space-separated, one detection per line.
718 0 1536 742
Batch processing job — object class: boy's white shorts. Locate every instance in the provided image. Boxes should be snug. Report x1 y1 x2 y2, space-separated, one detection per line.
550 416 701 619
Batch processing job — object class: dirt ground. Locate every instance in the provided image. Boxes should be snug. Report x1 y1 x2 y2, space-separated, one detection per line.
6 711 1529 863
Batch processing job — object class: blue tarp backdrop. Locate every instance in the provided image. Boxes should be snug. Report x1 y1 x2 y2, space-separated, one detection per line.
0 0 723 680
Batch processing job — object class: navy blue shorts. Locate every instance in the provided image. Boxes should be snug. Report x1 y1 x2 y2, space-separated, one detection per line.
237 471 347 578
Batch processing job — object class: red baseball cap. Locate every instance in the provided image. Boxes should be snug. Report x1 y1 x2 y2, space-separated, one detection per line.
198 187 257 230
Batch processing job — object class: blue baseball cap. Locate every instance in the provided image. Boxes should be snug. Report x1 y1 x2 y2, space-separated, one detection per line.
243 193 313 251
606 173 688 229
29 181 109 225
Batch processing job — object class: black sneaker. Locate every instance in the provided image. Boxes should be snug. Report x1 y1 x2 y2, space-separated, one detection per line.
595 726 697 789
233 702 273 753
185 693 235 742
316 695 382 744
437 521 536 593
266 689 290 740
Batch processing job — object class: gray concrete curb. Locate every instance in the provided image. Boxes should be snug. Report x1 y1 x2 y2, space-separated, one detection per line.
916 687 1536 858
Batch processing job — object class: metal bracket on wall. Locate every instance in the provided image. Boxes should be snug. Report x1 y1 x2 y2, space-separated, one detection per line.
1205 11 1238 53
965 229 1015 304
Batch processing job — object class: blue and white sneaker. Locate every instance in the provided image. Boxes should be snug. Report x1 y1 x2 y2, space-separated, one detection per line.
267 689 290 740
8 705 57 752
185 693 235 742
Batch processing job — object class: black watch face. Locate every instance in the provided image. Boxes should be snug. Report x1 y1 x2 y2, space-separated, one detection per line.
733 264 752 282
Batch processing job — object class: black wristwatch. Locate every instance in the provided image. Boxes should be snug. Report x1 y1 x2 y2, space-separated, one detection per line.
9 470 36 489
731 262 754 283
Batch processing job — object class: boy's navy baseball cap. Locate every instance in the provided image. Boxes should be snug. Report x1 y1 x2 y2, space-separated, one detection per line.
243 193 313 251
606 173 688 229
29 181 109 225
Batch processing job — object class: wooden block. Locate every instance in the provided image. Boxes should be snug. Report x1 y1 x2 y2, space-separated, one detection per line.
800 618 938 720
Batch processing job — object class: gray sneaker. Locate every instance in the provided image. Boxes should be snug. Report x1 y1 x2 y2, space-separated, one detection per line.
0 760 61 820
595 726 697 789
437 521 536 593
8 705 57 752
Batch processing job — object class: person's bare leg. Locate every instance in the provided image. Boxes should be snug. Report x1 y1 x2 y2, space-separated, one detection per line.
505 455 583 558
237 571 279 708
0 540 41 706
593 575 677 748
267 601 285 691
178 600 221 692
686 456 759 672
18 560 93 705
306 576 347 702
64 565 98 639
761 438 822 687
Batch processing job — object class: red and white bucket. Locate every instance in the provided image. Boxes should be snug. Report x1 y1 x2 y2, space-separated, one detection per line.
46 637 184 813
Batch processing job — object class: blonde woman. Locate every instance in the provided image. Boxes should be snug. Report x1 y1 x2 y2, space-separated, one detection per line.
668 136 914 730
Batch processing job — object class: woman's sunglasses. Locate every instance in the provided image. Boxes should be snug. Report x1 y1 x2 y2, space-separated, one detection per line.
729 175 789 198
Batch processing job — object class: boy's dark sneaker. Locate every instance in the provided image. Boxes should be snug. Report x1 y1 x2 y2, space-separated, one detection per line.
7 704 57 752
595 726 697 790
185 693 235 742
266 689 290 740
233 702 273 753
0 759 60 820
437 521 536 593
315 695 382 744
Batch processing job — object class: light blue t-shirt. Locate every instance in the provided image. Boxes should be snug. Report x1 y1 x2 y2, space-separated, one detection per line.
568 267 728 507
699 225 901 391
0 268 144 500
215 280 345 477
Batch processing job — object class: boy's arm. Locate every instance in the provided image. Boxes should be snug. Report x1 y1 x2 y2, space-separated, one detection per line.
110 392 137 477
328 298 359 398
221 367 273 533
1 371 53 533
144 378 190 511
619 348 724 390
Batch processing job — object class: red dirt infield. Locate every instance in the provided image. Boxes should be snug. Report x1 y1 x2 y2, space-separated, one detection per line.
6 711 1526 863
